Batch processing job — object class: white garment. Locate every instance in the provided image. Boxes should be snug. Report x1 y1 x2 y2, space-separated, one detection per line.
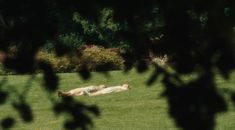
63 85 106 96
87 85 129 96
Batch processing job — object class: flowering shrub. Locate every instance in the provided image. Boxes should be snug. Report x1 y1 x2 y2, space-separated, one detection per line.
151 54 170 69
36 50 75 73
77 45 124 71
0 45 125 74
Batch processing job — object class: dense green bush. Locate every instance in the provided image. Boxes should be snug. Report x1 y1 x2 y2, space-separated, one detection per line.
58 33 84 49
73 8 126 48
36 50 75 73
44 33 84 52
36 45 124 72
77 45 124 71
0 45 125 74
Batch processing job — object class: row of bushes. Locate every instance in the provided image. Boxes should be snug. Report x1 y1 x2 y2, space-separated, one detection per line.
37 45 125 72
0 45 125 74
0 45 171 74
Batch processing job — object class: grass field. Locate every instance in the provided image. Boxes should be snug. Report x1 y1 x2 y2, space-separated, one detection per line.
0 69 235 130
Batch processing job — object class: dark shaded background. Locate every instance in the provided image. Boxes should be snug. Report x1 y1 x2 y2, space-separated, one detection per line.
0 0 235 130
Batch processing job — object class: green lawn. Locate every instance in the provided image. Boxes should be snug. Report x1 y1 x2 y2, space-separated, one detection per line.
0 69 235 130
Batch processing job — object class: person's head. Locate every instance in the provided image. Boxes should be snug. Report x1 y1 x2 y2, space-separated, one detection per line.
58 91 66 97
122 84 131 90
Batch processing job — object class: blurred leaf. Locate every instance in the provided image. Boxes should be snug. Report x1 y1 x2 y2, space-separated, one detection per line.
38 61 58 91
78 66 91 80
1 117 15 129
12 102 33 122
0 91 8 105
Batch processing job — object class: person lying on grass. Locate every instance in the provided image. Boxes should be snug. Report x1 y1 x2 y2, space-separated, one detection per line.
58 84 130 97
84 84 130 96
58 85 106 97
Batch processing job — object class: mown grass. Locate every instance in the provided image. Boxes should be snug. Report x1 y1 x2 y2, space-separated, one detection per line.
0 69 235 130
